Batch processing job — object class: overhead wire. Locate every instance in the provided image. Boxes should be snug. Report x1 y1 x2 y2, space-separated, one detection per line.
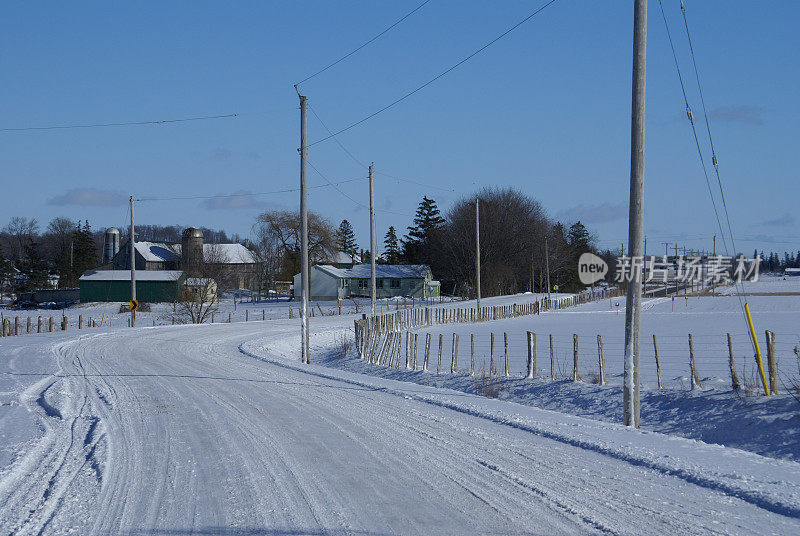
658 0 752 342
295 0 433 87
306 159 414 217
679 2 739 259
310 104 463 194
307 0 560 147
0 109 294 132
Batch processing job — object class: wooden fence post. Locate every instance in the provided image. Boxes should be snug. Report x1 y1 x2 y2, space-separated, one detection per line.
424 333 431 371
550 334 555 380
49 317 54 332
726 333 739 391
766 330 778 394
597 335 606 385
437 334 443 374
78 315 82 329
413 333 419 370
526 332 536 379
504 332 510 377
27 317 31 334
452 333 459 372
653 334 663 389
38 316 42 333
490 333 496 376
689 333 701 389
572 334 581 382
470 334 475 376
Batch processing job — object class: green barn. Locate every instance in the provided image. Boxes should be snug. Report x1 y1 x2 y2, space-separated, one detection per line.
79 270 185 303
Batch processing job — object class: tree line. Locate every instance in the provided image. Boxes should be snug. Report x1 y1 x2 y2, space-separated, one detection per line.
0 218 237 294
250 187 601 296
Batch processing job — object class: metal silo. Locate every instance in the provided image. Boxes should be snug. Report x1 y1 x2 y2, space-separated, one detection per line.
181 227 204 276
103 227 120 264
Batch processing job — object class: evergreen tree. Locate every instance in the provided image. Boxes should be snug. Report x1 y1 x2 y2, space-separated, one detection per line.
402 196 445 264
383 226 400 264
405 196 445 244
336 220 357 254
19 240 49 291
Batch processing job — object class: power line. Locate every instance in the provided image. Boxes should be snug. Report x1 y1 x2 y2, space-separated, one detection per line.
310 103 463 194
679 2 738 257
295 0 433 87
135 177 366 202
309 105 368 168
0 109 293 133
307 159 414 217
308 0 560 147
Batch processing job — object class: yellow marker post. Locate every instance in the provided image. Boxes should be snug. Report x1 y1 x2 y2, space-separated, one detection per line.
744 302 770 396
100 313 105 327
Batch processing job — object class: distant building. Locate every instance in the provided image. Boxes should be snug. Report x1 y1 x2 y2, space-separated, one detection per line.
104 227 260 289
293 264 439 301
785 268 800 277
79 270 185 303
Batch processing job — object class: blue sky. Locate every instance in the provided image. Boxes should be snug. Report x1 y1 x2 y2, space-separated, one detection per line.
1 1 798 256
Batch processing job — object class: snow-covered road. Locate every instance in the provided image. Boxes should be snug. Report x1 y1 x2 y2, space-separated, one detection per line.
3 319 800 535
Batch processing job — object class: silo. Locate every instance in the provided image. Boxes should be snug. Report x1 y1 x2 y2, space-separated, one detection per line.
103 227 120 265
181 227 204 276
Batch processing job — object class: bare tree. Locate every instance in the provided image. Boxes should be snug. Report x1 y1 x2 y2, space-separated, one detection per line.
437 187 550 297
251 220 284 297
174 244 229 324
253 210 336 280
3 217 39 261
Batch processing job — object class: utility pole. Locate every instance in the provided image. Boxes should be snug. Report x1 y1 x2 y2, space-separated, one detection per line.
545 236 551 302
475 196 481 318
675 243 679 296
643 235 647 291
369 163 377 317
623 0 647 428
711 234 716 297
129 196 136 328
70 240 73 270
298 92 310 364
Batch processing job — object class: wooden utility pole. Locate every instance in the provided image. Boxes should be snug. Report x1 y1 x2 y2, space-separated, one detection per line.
475 196 481 318
711 234 716 296
545 236 551 302
299 92 310 364
129 196 136 328
369 163 377 317
623 0 647 428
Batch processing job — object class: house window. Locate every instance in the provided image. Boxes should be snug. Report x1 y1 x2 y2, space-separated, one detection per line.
390 279 400 289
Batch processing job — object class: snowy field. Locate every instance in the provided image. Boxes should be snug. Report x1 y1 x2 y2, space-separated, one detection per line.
720 273 800 295
2 291 800 533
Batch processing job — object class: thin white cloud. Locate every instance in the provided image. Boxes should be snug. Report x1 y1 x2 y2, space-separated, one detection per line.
48 188 126 207
202 190 261 210
709 105 765 125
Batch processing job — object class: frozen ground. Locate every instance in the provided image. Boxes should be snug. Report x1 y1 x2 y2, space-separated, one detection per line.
2 293 800 534
720 273 800 295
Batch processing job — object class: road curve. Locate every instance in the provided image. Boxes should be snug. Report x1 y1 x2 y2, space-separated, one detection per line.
2 320 798 535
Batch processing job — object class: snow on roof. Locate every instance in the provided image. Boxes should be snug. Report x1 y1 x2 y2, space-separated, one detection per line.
311 264 431 279
134 242 180 263
171 243 257 264
79 270 184 282
332 251 357 264
315 265 350 278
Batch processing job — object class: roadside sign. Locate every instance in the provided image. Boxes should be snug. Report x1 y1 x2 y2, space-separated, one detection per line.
553 285 559 292
130 300 138 311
